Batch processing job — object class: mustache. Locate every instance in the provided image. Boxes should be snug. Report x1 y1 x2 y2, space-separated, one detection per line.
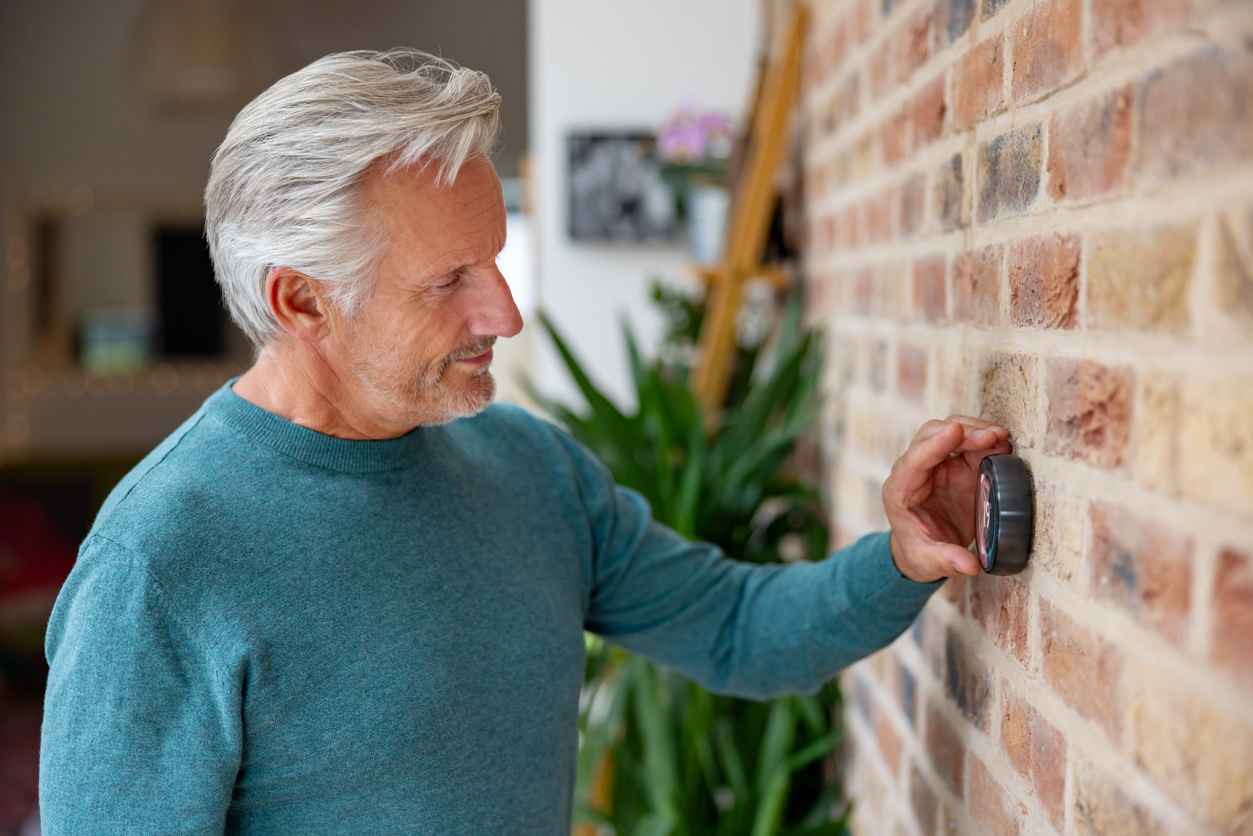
450 338 495 361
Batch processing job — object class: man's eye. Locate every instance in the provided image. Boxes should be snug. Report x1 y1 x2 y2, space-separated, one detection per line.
437 269 465 290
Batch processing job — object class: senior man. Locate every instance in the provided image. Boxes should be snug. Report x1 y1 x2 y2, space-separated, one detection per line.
39 49 1011 834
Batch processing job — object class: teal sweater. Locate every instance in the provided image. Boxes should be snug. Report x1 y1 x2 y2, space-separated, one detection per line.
40 378 940 834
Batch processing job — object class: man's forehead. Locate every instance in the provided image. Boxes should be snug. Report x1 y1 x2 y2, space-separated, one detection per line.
364 157 506 268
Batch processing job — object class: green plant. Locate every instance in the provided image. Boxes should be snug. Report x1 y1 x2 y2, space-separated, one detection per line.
523 284 849 836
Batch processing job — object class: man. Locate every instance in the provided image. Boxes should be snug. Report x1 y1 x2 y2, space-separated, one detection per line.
39 49 1011 834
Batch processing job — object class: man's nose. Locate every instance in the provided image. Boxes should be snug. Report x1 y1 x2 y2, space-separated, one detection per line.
468 266 524 338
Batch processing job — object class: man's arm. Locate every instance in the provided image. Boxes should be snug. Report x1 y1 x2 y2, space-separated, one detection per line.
40 535 241 834
550 426 943 701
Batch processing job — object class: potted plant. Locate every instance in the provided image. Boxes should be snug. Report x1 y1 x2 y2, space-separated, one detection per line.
524 283 850 836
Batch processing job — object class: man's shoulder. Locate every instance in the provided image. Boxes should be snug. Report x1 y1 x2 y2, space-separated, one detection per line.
86 403 247 561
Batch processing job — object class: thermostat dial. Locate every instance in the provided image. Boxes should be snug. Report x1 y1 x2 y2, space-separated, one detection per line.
974 454 1034 575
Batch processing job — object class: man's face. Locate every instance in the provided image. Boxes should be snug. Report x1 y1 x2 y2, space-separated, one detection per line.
327 155 523 429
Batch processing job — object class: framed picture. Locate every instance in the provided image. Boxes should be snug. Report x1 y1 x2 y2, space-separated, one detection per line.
566 131 679 243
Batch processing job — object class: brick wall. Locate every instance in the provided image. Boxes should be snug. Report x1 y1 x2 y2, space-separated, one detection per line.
796 0 1253 832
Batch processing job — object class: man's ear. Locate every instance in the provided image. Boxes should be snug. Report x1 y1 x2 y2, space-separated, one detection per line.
265 266 333 341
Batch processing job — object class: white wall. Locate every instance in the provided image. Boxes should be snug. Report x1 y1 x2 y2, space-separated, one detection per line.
525 0 761 409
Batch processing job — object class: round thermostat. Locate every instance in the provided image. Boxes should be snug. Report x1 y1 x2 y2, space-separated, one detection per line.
974 454 1034 575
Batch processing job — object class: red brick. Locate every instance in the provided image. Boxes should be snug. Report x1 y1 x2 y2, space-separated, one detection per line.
1044 359 1133 470
896 5 937 83
1000 691 1066 828
969 574 1029 664
900 172 926 237
944 628 992 730
851 267 874 314
1008 233 1079 329
1137 47 1253 183
934 152 967 231
977 125 1042 222
882 108 910 166
875 703 904 776
910 765 938 832
1213 547 1253 690
925 701 965 797
911 75 947 151
1010 0 1084 103
953 36 1004 131
869 40 895 97
1092 0 1191 56
1089 501 1194 645
865 191 895 244
898 343 927 401
1047 86 1133 202
969 754 1024 836
939 572 966 612
1040 600 1122 738
953 245 1002 327
913 256 947 322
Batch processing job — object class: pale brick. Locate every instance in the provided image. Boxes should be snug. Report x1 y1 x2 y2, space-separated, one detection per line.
1044 359 1133 470
1212 205 1253 337
1087 225 1196 335
978 351 1039 448
1031 482 1085 585
1089 501 1194 645
1073 756 1170 836
930 340 976 415
1121 659 1253 830
1129 372 1180 496
1178 377 1253 519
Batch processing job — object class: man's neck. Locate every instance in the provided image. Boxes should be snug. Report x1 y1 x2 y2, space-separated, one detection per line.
231 345 405 441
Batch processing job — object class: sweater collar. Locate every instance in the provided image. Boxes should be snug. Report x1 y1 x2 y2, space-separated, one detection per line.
204 376 430 473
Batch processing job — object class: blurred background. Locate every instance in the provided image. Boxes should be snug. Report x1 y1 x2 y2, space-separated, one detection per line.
0 0 770 831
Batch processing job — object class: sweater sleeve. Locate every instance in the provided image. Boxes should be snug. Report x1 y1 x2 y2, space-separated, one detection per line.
553 427 944 700
40 535 241 835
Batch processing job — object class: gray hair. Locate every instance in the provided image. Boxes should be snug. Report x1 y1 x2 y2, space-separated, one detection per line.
204 48 502 347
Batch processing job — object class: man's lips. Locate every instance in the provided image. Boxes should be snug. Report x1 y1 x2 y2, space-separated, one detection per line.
456 348 493 365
